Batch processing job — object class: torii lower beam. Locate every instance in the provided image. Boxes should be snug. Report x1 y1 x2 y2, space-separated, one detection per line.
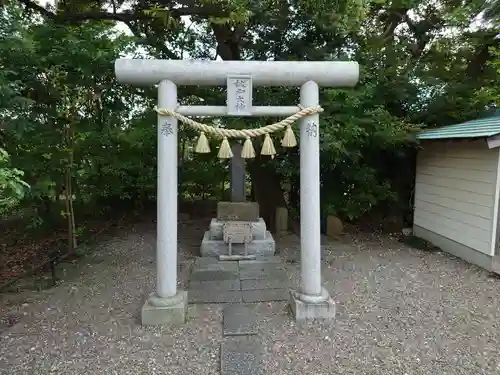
114 59 359 325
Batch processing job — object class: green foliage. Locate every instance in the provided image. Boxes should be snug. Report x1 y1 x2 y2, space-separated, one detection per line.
180 157 227 200
0 0 498 232
0 148 29 215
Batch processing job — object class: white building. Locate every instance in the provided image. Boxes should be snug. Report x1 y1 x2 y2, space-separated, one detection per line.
414 113 500 272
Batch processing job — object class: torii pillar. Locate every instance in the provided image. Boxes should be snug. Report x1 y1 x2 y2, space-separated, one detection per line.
114 59 359 325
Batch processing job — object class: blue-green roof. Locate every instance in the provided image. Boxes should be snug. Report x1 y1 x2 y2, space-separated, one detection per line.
418 113 500 140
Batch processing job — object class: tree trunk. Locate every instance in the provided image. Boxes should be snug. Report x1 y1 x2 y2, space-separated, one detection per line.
247 156 286 233
64 125 77 256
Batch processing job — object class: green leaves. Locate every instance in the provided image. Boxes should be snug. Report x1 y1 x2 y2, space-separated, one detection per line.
1 0 498 227
0 148 30 216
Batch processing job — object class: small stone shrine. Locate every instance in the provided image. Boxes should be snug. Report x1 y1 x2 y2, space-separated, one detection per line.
200 201 276 257
201 144 276 258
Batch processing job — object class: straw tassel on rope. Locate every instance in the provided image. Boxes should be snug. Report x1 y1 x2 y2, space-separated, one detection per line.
155 105 323 141
241 137 256 159
261 133 276 156
154 105 324 159
218 137 233 159
195 131 211 153
281 125 297 147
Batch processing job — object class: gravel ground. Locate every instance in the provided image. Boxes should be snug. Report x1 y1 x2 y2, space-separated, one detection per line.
1 219 500 375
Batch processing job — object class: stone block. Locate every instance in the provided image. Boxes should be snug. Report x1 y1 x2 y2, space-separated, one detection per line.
231 143 246 202
194 257 220 267
217 201 259 222
188 290 242 304
192 261 239 273
223 303 259 336
141 291 187 326
190 269 239 282
239 262 287 272
275 207 288 235
241 278 287 291
220 254 256 261
209 218 267 240
239 256 282 265
326 215 343 237
288 288 336 321
242 289 288 302
188 279 241 291
239 266 287 280
200 231 275 257
220 337 264 375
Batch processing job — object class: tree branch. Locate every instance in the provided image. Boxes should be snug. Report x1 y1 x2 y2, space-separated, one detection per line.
17 0 55 18
17 0 230 24
212 23 243 60
123 20 179 59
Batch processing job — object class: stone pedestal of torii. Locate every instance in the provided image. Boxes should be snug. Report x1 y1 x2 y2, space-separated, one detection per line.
114 59 359 325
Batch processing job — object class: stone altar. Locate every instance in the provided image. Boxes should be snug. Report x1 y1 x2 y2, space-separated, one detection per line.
201 143 276 258
200 202 276 257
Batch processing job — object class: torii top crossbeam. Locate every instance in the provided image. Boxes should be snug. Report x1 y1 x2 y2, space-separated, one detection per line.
114 59 359 87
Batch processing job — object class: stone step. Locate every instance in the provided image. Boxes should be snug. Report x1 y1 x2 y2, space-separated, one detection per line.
192 260 239 272
219 254 256 261
188 279 241 291
242 289 288 303
188 290 242 304
239 256 283 265
240 278 287 291
190 269 239 282
239 267 288 280
194 256 222 267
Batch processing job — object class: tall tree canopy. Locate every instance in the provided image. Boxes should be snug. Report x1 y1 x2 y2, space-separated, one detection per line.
0 0 498 242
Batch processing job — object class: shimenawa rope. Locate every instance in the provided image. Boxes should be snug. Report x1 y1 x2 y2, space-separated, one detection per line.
154 105 323 159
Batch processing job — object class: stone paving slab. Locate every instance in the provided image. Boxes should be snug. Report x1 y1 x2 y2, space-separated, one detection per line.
188 290 242 304
220 336 264 375
192 261 239 273
239 262 287 271
189 279 241 291
239 268 288 280
239 256 282 265
190 270 239 282
223 303 259 336
242 289 288 303
194 257 222 267
240 278 287 291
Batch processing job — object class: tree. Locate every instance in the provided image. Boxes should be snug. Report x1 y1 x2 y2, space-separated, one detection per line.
3 0 499 230
482 0 500 21
1 2 142 253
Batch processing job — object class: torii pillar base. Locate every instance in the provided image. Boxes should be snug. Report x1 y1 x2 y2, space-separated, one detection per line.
141 291 188 326
288 287 336 322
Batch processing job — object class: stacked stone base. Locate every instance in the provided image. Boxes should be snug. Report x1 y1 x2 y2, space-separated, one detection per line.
141 291 188 326
200 217 276 257
288 288 336 321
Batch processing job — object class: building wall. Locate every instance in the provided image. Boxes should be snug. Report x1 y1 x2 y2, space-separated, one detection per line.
414 140 499 256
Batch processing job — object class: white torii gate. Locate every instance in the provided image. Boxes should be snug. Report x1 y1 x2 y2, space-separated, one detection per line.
114 59 359 325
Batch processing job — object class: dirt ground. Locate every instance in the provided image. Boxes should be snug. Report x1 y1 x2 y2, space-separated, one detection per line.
1 218 499 375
